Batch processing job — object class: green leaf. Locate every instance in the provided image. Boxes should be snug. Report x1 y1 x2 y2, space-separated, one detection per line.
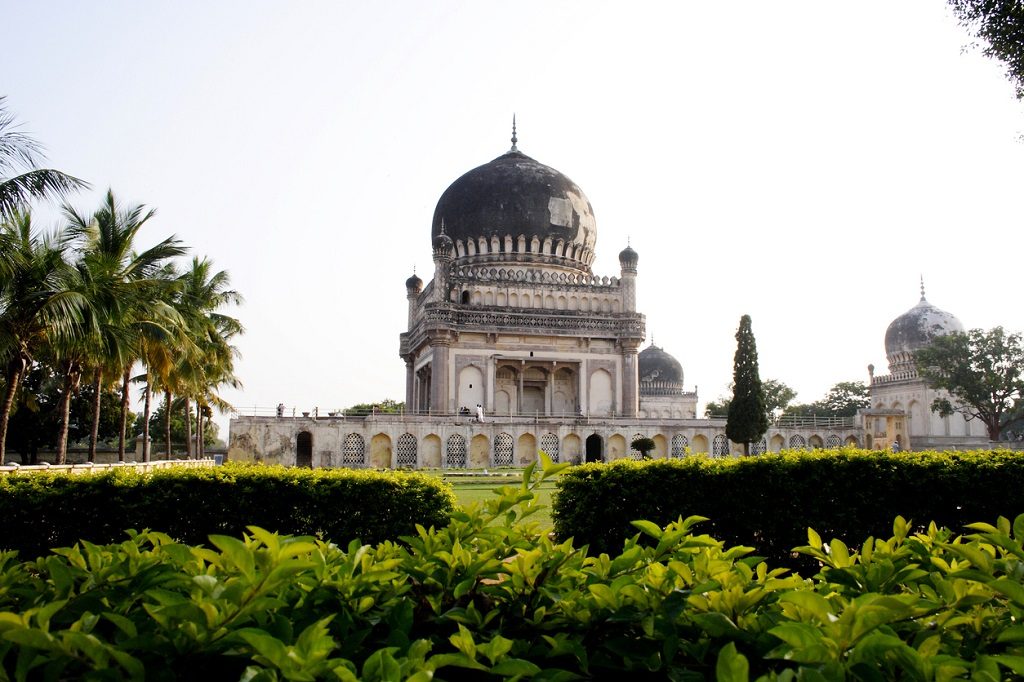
779 591 833 623
990 579 1024 607
716 642 749 682
491 657 542 676
630 520 663 540
991 655 1024 675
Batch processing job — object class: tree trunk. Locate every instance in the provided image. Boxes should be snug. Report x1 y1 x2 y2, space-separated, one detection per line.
184 396 193 459
196 403 203 458
118 367 131 462
164 390 173 458
55 363 82 465
88 369 102 463
0 357 26 463
743 441 750 456
988 420 1002 442
142 380 152 462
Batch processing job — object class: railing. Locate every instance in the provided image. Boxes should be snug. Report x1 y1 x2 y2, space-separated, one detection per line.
232 408 718 425
0 459 217 476
705 414 857 429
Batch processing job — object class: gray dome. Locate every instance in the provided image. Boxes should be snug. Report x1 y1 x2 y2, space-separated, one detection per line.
431 149 597 272
405 273 423 292
884 294 963 374
639 344 684 396
885 296 964 356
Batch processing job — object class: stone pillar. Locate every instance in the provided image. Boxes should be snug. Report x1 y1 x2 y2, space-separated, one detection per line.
518 360 525 415
405 358 415 410
486 355 496 412
430 337 452 414
621 340 640 418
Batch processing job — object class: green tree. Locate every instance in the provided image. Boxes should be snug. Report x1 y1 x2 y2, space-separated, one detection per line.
630 436 656 460
343 399 405 416
815 381 869 417
705 379 795 420
0 212 84 461
171 257 242 458
133 396 218 450
725 315 768 455
6 363 121 464
915 327 1024 441
64 190 186 461
949 0 1024 99
0 97 87 222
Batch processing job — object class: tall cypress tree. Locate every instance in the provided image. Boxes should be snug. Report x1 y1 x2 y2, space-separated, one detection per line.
726 314 769 455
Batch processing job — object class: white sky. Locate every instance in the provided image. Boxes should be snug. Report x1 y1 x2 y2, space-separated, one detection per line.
5 1 1023 438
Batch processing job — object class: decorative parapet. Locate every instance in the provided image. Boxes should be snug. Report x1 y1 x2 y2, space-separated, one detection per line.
871 370 918 385
451 265 620 291
639 380 687 397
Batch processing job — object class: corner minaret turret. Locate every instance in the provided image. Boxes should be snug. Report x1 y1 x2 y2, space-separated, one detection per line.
431 221 454 303
619 243 638 313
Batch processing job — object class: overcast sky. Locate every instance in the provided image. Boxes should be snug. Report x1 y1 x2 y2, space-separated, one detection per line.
5 1 1023 437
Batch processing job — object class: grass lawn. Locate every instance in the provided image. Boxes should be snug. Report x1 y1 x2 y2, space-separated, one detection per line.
434 473 558 528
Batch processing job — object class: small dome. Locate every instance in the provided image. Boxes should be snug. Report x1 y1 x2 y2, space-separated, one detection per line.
639 344 684 396
618 245 638 269
432 230 453 256
431 149 596 272
405 273 423 292
885 296 964 357
884 292 963 374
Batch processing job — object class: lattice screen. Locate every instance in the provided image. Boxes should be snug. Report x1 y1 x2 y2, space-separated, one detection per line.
397 433 417 467
342 433 365 466
540 433 559 462
446 434 467 468
671 434 688 458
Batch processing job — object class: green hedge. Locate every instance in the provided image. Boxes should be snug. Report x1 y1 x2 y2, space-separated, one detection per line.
1 461 1024 679
552 448 1024 565
0 463 455 557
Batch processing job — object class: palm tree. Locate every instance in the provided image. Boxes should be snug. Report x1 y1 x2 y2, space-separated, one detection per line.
172 257 243 458
0 97 87 222
0 212 84 460
64 190 186 461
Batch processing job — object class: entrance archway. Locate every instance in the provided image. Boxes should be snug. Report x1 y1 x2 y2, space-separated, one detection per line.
585 434 603 462
296 431 312 468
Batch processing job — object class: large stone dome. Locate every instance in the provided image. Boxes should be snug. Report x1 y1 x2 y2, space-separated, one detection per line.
884 293 964 374
431 148 597 273
639 344 684 396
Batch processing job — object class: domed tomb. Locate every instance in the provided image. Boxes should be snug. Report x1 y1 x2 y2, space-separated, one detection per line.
431 148 597 273
884 290 964 374
639 344 684 396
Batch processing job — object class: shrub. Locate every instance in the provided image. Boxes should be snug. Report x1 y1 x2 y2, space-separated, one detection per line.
552 448 1024 566
0 459 1023 678
0 463 455 557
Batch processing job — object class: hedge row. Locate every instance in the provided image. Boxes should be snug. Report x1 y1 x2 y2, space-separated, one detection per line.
0 463 455 557
2 461 1024 679
552 448 1024 566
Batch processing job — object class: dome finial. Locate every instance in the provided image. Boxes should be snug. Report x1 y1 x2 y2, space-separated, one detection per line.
510 114 518 152
920 274 926 301
439 218 447 235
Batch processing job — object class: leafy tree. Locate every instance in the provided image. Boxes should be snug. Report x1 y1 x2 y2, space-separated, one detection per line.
0 212 84 461
949 0 1024 99
705 378 796 420
915 327 1024 441
631 436 656 460
0 97 87 222
815 381 870 417
133 396 218 450
725 315 768 455
784 381 870 419
5 362 121 464
343 399 405 416
64 190 186 461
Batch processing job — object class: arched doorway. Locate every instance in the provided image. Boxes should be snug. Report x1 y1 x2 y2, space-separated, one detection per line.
585 434 603 462
296 431 312 468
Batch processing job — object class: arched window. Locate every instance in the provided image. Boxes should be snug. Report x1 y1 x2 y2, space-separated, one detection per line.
826 434 841 449
750 437 767 455
446 434 467 468
630 432 646 460
712 434 729 457
397 433 418 467
461 290 470 304
789 435 807 449
671 434 689 458
540 433 560 462
343 433 365 467
494 433 514 466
